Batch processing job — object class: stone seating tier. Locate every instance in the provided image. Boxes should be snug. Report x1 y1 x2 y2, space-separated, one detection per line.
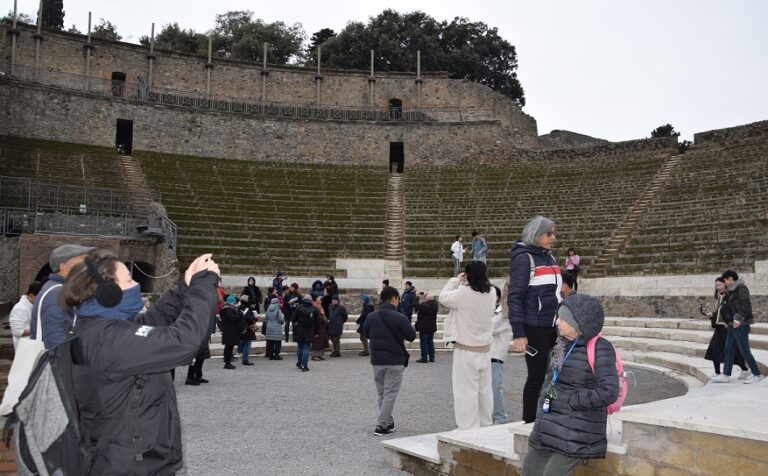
382 315 768 476
137 150 389 274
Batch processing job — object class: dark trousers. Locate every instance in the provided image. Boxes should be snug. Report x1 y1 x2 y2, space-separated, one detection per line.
331 335 341 354
522 325 557 423
724 324 761 377
266 340 282 358
284 319 291 342
419 332 435 360
223 344 235 365
522 445 582 476
186 356 206 381
569 269 579 292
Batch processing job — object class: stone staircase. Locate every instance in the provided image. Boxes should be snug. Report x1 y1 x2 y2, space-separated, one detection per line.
384 173 404 262
119 154 154 212
589 154 683 276
383 316 768 475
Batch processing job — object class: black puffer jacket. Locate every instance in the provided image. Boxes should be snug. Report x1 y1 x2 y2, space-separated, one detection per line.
528 294 619 460
414 299 438 334
71 271 219 475
293 301 320 344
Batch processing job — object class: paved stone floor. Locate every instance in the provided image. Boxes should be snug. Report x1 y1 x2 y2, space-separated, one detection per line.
174 352 686 475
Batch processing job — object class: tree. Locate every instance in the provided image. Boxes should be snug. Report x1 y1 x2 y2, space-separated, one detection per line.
91 18 121 41
211 11 305 64
319 10 526 106
1 10 34 24
41 0 64 30
66 24 81 35
650 124 680 138
307 28 336 57
139 22 207 55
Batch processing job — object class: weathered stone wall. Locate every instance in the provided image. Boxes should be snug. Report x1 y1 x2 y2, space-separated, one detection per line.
0 81 522 165
693 119 768 145
17 233 178 296
1 23 539 144
521 135 678 161
0 237 20 302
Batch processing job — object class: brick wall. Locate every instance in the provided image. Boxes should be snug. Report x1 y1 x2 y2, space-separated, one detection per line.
0 24 539 143
0 238 19 302
16 233 177 297
0 81 523 165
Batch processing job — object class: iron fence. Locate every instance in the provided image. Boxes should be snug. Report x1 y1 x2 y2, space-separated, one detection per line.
1 63 495 123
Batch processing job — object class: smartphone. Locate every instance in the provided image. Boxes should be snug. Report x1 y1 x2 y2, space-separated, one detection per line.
525 345 539 357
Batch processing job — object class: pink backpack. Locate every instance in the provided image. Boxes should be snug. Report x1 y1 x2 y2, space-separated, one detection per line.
586 332 628 414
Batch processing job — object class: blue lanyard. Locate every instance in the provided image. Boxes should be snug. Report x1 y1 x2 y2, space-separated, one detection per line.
551 340 579 386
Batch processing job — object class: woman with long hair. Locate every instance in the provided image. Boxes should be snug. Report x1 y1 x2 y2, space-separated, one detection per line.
703 277 749 380
439 260 497 430
59 249 220 474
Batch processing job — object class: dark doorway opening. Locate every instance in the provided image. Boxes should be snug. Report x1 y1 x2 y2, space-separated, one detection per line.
111 71 126 97
389 142 404 174
389 98 402 121
33 264 52 284
130 261 156 293
116 119 133 155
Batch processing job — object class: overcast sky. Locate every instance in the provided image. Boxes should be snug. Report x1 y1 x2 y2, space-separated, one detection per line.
10 0 768 141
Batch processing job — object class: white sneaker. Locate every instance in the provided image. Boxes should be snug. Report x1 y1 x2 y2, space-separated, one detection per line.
709 374 732 383
738 370 752 380
708 373 720 380
744 374 765 385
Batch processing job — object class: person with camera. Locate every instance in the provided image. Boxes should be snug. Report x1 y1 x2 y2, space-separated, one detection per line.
440 261 497 430
414 291 438 363
711 270 764 384
61 250 220 474
564 248 580 292
507 215 562 423
702 277 749 380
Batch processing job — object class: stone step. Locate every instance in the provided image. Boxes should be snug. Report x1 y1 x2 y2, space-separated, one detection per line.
604 317 768 335
207 337 452 356
603 326 768 351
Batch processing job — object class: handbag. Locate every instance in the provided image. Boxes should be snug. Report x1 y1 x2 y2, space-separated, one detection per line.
261 319 267 335
0 284 61 415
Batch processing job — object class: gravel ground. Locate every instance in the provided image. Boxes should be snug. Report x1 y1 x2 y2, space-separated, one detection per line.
174 351 686 475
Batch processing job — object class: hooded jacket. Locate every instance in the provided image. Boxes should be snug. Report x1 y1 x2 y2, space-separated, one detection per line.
506 242 562 339
265 298 285 341
71 271 219 475
528 294 619 460
725 279 753 324
328 303 349 336
293 300 320 344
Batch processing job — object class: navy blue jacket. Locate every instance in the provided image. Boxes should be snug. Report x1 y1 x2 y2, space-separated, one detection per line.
363 303 416 366
506 242 562 339
29 273 71 349
398 289 416 319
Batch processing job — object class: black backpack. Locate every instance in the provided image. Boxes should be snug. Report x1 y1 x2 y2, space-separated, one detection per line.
3 338 95 475
3 338 143 475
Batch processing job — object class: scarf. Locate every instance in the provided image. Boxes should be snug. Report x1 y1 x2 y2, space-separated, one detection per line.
551 335 572 372
77 284 144 321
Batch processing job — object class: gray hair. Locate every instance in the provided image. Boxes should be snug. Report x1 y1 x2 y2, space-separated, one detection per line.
521 215 555 246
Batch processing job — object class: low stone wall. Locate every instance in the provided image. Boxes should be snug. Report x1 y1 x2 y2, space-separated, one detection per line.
693 120 768 145
582 260 768 320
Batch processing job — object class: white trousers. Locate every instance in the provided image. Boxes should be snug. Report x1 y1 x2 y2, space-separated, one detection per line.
452 348 493 430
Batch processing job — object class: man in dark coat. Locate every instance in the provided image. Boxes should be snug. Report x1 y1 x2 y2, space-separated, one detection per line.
293 295 320 371
363 286 416 436
328 295 348 357
414 292 439 363
219 295 244 369
523 294 619 475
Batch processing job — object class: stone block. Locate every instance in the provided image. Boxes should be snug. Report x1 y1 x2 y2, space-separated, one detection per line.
695 451 768 475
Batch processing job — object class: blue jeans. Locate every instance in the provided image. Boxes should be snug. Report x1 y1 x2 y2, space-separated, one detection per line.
419 332 435 360
238 341 252 363
297 342 311 368
491 361 509 423
724 325 761 377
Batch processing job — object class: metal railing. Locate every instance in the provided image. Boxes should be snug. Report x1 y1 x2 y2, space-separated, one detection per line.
1 63 496 123
0 177 176 248
0 176 161 212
